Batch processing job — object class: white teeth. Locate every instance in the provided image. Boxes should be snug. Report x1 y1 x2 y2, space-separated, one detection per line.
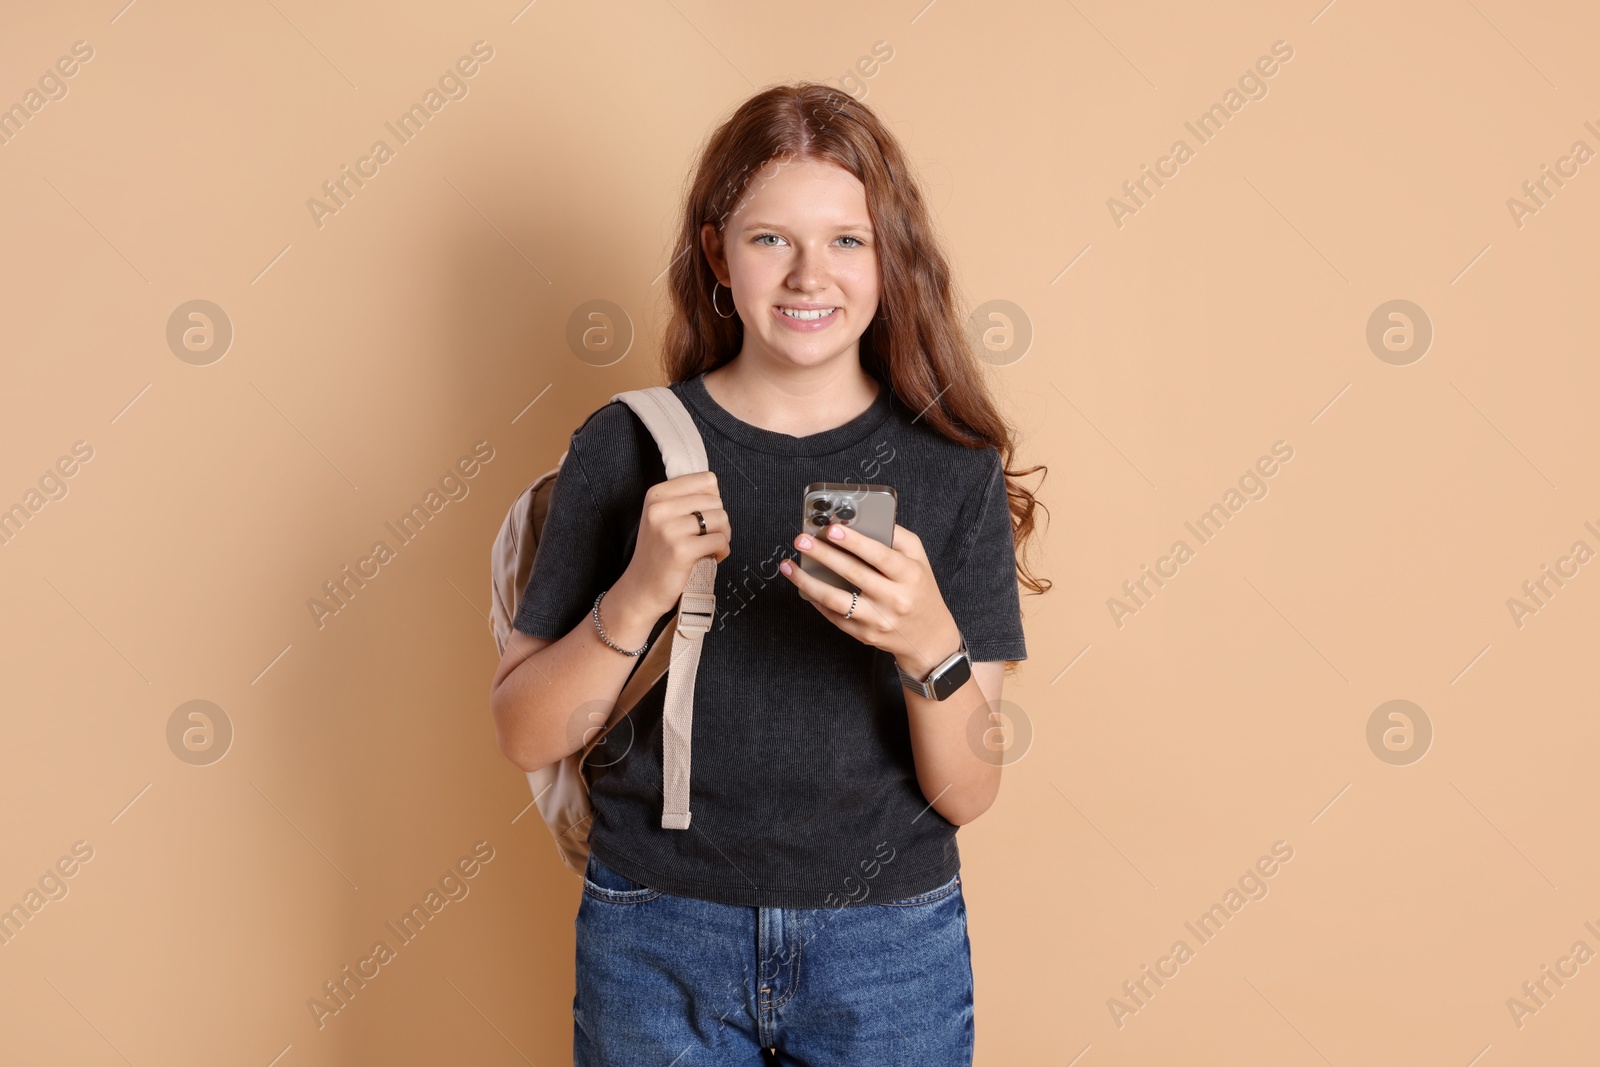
780 307 836 321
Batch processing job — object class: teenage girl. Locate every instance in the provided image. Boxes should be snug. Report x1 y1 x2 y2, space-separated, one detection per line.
490 82 1049 1067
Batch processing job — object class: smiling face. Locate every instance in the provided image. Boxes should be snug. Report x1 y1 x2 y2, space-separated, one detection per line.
701 157 881 372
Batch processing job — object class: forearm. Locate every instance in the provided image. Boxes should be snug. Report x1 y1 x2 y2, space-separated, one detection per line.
490 576 662 772
905 685 1001 826
900 620 1001 826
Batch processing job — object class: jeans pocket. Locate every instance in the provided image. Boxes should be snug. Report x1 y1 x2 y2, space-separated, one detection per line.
876 871 961 908
582 851 663 904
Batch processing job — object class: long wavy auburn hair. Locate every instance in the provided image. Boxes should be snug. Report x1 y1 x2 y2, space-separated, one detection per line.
659 82 1052 621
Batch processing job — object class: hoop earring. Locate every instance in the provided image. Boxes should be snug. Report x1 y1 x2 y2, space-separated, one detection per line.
711 281 736 320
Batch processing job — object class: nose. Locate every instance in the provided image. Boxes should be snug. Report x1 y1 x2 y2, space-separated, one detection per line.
786 242 829 295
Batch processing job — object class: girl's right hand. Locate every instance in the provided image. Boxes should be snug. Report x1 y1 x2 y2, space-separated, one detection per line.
613 471 730 619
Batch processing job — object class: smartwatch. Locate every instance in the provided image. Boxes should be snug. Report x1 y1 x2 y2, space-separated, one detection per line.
897 635 972 701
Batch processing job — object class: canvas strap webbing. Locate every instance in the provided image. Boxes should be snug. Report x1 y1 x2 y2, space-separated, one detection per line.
600 387 715 830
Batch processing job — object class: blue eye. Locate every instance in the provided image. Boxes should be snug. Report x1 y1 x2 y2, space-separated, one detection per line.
753 233 867 248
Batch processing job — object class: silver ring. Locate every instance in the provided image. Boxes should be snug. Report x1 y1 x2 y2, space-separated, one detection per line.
692 509 707 535
843 590 858 620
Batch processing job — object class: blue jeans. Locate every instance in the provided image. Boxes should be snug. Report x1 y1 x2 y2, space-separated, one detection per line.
574 850 975 1065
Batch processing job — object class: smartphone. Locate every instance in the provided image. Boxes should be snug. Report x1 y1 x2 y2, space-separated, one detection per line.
798 482 898 602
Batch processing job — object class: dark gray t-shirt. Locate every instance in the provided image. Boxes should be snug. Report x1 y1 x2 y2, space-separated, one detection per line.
512 369 1027 908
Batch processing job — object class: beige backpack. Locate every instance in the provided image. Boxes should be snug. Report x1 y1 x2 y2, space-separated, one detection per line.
489 386 717 876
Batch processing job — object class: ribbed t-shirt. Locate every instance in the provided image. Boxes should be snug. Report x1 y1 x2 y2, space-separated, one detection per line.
512 369 1028 908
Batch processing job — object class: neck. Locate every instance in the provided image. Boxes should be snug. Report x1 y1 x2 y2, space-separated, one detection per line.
702 357 879 438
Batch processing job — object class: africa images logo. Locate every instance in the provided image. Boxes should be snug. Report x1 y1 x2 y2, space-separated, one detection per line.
306 41 495 230
306 441 495 629
306 841 495 1029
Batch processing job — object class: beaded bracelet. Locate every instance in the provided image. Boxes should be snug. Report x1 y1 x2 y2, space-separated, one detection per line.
592 588 650 656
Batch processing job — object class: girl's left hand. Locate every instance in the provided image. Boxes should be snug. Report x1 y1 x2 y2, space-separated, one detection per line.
780 521 963 678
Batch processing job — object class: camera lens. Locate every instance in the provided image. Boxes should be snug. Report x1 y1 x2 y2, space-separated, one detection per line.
835 505 855 521
810 514 830 528
811 498 830 512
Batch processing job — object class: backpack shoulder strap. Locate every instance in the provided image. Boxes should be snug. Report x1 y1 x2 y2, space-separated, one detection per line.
609 386 707 479
588 383 714 830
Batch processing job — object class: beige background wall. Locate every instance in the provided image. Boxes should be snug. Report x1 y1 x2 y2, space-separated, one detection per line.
2 0 1597 1063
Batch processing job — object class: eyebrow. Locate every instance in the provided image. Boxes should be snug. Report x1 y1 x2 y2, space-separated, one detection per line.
741 220 874 234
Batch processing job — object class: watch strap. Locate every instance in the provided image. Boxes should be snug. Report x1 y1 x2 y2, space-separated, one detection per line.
898 635 968 699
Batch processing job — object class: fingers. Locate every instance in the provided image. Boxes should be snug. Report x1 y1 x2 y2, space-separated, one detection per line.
646 494 725 525
643 472 728 554
668 507 729 552
890 523 925 559
646 474 725 527
785 554 860 617
644 495 730 564
652 470 720 500
792 537 891 606
646 495 726 529
794 523 907 594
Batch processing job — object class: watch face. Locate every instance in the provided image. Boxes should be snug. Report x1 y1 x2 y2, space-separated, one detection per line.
930 653 972 701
